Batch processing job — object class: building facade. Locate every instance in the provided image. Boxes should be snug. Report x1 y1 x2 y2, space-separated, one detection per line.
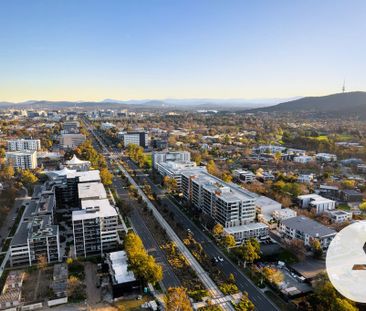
7 139 41 151
6 151 37 169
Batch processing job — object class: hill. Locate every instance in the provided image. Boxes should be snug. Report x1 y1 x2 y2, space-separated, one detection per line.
248 91 366 118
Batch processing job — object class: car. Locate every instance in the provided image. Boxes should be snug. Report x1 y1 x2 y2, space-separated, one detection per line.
218 256 224 262
213 257 219 263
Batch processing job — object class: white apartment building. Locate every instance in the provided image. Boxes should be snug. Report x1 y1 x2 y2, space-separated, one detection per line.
6 151 37 169
7 139 41 151
293 156 313 164
233 169 256 183
156 161 205 189
272 208 297 221
297 174 315 184
180 170 267 243
279 216 336 249
100 122 115 130
152 151 191 169
60 133 86 149
256 196 282 223
298 194 336 215
72 198 119 257
315 153 337 162
119 131 149 148
327 210 352 223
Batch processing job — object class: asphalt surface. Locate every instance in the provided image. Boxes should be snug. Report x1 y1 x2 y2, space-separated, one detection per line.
124 158 279 311
112 176 181 290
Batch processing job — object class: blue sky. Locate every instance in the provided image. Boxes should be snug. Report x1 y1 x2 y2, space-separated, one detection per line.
0 0 365 101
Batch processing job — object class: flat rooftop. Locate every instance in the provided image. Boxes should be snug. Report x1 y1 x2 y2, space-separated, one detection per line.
107 251 136 285
78 182 107 200
281 216 336 238
73 199 117 221
224 222 268 234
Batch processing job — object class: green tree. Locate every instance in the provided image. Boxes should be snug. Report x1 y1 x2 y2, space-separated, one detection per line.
166 287 192 311
310 238 323 259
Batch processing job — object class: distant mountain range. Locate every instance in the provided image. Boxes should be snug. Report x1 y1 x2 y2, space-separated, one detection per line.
0 97 296 111
248 91 366 118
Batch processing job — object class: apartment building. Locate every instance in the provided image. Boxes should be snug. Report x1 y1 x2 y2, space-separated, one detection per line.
72 198 118 257
7 139 41 151
6 150 37 169
315 153 337 162
46 167 101 208
233 169 256 183
10 185 60 267
152 151 191 169
119 131 149 148
298 194 336 215
156 161 205 189
60 133 86 149
180 170 267 243
279 216 336 249
327 210 352 223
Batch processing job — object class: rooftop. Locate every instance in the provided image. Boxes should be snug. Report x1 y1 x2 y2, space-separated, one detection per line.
73 199 117 221
281 216 336 238
78 182 107 199
107 251 136 285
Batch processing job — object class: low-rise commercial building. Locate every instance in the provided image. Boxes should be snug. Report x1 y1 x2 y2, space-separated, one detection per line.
272 208 297 221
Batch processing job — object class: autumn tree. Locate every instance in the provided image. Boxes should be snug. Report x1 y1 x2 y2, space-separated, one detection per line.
212 223 224 237
239 239 260 267
262 267 284 287
20 169 38 188
100 167 113 186
124 232 163 285
223 234 236 249
310 238 323 259
163 176 178 194
166 287 192 311
234 292 255 311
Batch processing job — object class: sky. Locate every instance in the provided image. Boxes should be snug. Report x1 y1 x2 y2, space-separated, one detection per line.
0 0 365 102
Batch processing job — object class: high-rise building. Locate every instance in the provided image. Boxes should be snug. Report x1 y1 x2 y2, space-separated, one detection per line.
72 199 118 257
7 139 41 151
6 151 37 169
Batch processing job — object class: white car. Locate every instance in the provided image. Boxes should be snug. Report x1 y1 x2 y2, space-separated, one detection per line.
218 256 224 262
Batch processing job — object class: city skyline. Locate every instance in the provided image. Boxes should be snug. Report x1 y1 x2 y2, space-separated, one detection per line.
1 0 365 101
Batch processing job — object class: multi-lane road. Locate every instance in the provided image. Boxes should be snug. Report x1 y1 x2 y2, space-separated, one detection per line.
124 158 278 311
84 119 279 311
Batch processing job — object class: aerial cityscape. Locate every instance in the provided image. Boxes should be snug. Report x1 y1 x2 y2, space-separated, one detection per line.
0 1 366 311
